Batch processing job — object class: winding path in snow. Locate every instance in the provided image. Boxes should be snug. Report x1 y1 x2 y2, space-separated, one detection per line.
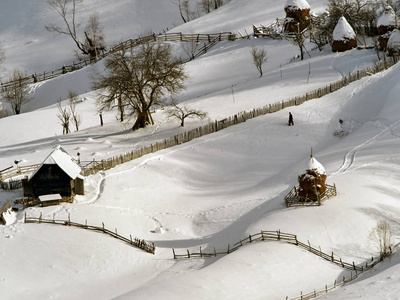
331 119 400 176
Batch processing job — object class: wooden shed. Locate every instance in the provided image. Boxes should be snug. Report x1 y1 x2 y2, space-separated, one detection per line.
22 146 84 199
332 17 357 52
284 0 311 33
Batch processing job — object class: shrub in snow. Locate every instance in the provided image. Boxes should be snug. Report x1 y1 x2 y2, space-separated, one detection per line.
284 0 311 33
332 16 357 52
369 220 393 261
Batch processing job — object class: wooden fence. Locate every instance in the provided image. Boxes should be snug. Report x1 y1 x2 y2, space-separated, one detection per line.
172 229 380 300
172 230 375 272
79 56 397 176
0 32 237 92
284 183 337 207
24 212 155 254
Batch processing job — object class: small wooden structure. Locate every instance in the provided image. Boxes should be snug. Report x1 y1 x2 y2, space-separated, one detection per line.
284 0 311 33
22 147 84 202
332 17 357 52
285 153 337 207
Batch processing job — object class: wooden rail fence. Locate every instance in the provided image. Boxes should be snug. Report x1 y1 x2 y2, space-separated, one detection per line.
0 32 237 92
24 212 155 254
1 57 397 183
172 229 380 299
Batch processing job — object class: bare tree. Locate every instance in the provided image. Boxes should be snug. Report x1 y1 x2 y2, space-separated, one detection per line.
68 91 81 131
3 68 31 115
95 42 188 130
57 100 71 134
182 40 199 60
83 13 106 61
251 46 268 77
289 30 309 61
369 220 394 261
165 99 208 126
176 0 191 23
46 0 105 60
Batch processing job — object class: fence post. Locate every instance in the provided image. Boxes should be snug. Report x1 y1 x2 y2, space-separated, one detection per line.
39 212 42 223
187 249 190 258
68 213 70 225
102 222 105 232
115 228 118 235
200 246 203 258
214 247 217 257
227 244 230 254
249 235 252 243
172 248 176 259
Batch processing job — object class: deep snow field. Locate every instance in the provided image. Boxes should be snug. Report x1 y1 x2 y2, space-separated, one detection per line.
1 0 400 299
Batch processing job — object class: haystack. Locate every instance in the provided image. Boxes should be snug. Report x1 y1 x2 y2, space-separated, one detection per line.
377 6 398 50
284 0 311 33
387 29 400 56
298 155 326 201
332 17 357 52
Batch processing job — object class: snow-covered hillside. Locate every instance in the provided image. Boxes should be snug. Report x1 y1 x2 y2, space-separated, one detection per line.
1 0 400 299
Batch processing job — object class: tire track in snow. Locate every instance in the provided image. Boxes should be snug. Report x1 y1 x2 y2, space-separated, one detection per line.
332 119 400 176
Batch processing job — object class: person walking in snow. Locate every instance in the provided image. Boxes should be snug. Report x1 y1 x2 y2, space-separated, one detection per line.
288 112 294 126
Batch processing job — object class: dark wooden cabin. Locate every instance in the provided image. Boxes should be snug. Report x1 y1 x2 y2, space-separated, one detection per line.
23 147 84 198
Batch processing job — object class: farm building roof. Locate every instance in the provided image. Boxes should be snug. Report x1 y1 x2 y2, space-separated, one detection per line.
29 146 82 180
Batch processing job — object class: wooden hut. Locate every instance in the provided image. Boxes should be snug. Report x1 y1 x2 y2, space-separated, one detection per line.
298 154 327 201
377 6 398 50
332 17 357 52
22 146 84 200
284 0 311 33
387 29 400 57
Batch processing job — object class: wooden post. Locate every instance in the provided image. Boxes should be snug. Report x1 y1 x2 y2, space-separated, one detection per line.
130 234 133 244
353 261 356 270
68 213 70 225
39 212 42 223
115 228 118 235
308 240 311 251
187 249 190 258
172 248 176 259
227 244 230 254
214 247 217 257
331 252 334 262
102 222 105 232
24 212 26 223
200 246 202 258
249 235 252 243
53 214 55 223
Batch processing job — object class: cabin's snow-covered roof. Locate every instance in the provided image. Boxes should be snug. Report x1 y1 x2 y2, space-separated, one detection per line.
307 156 326 175
30 146 82 180
377 6 398 27
333 16 356 41
284 0 310 10
388 29 400 49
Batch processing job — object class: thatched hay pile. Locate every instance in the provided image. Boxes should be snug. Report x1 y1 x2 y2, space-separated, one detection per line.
387 29 400 57
284 0 311 33
298 156 326 201
332 17 357 52
377 6 398 50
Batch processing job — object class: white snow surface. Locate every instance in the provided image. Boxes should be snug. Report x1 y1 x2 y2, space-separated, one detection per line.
1 0 400 299
307 156 326 175
333 16 356 41
285 0 311 10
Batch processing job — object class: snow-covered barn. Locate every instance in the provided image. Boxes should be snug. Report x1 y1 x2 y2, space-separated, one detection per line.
22 146 84 199
284 0 311 33
332 16 357 52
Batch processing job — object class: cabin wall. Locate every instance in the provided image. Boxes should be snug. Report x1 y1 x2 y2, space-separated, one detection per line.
30 164 73 197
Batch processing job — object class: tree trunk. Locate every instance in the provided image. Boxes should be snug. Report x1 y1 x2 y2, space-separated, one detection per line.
132 110 150 130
